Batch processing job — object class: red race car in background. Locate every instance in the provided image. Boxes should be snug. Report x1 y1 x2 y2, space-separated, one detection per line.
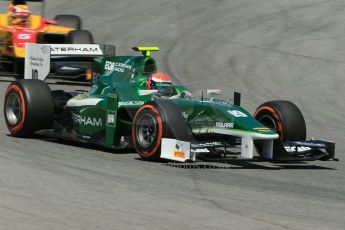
0 0 93 77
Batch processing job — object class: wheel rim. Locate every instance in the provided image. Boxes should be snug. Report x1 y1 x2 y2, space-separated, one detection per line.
6 92 22 126
257 115 278 132
136 113 158 149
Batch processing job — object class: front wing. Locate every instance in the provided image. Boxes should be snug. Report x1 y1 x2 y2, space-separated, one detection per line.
160 138 337 162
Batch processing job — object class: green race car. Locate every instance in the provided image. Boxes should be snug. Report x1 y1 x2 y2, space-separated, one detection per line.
3 45 336 162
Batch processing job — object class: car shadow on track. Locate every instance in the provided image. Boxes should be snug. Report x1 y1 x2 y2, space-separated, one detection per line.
223 161 336 170
5 133 337 170
146 159 337 170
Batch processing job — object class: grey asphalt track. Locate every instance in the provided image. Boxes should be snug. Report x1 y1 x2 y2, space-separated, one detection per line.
1 0 345 229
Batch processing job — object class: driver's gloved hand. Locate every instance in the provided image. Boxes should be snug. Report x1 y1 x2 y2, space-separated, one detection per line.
180 91 192 98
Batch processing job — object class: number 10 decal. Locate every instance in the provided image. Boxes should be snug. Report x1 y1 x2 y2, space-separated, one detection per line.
228 110 248 117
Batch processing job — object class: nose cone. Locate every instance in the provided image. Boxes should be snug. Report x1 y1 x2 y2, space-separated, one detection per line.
222 106 279 139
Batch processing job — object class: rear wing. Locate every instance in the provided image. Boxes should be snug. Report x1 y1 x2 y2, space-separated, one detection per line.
24 43 115 81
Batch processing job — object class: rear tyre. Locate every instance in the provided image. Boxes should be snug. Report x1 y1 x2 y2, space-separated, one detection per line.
132 101 190 161
67 30 94 44
55 15 82 30
254 100 306 157
4 80 54 137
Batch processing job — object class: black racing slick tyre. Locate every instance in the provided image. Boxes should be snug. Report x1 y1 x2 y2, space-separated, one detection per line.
254 100 306 157
254 100 306 141
132 101 190 161
55 15 82 30
4 80 54 137
67 30 94 44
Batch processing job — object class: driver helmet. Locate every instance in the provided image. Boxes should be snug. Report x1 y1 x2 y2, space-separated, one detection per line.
9 4 31 26
147 72 174 97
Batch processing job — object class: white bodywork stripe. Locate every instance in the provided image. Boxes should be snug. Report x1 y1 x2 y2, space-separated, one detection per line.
67 98 103 107
192 128 279 140
138 90 158 96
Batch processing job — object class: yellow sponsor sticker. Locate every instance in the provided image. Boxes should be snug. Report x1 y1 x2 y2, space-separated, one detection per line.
253 127 270 132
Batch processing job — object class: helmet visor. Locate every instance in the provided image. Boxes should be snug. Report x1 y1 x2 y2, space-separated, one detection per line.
155 82 173 96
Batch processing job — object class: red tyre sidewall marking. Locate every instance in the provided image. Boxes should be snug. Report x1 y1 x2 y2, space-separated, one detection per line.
6 85 26 134
254 106 284 141
132 105 163 158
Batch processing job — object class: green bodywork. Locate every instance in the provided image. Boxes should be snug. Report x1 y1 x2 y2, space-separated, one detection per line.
67 54 277 148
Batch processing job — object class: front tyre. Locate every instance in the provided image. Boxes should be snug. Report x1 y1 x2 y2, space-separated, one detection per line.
4 80 54 137
132 101 190 161
254 100 306 157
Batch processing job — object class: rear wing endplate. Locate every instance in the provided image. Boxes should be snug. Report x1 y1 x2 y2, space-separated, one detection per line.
24 43 115 81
